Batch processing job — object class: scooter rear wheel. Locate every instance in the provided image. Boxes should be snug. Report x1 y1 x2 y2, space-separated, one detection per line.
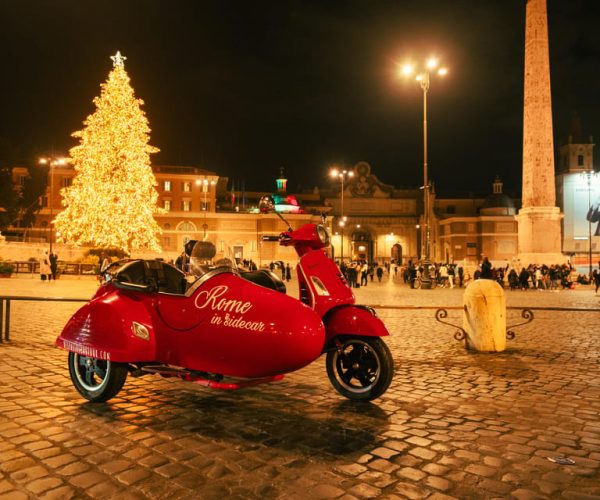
68 352 128 402
326 336 393 401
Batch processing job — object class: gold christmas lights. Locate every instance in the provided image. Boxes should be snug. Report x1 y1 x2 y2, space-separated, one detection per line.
54 52 163 253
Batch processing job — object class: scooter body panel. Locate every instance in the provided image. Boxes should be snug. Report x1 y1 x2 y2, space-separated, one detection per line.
322 305 390 348
56 292 157 362
297 249 355 317
57 272 326 379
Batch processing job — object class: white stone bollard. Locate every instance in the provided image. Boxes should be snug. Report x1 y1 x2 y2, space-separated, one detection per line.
462 280 506 352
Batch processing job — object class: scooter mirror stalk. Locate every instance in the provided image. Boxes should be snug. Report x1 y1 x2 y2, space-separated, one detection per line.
258 195 292 231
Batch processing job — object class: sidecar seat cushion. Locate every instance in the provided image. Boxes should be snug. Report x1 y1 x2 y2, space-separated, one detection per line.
241 269 286 293
144 260 187 294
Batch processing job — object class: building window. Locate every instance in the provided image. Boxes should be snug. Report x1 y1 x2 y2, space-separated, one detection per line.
164 180 172 192
164 223 171 230
163 236 171 248
182 181 192 192
41 220 48 228
18 175 26 186
446 205 456 214
578 154 584 166
466 242 477 256
182 200 191 212
467 223 476 232
177 221 196 232
164 200 171 211
61 178 72 188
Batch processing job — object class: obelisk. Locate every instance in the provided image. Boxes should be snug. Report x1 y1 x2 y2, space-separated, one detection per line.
516 0 564 265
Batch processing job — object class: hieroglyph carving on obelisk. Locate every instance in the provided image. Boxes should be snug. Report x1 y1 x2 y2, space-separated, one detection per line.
517 0 564 264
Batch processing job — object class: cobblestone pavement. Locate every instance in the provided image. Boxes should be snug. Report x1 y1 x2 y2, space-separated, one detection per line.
1 275 599 499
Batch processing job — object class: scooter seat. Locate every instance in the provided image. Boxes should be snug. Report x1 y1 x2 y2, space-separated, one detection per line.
114 260 187 295
241 269 286 294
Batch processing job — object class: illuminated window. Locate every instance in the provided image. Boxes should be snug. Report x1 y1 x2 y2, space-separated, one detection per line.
182 181 192 192
61 178 72 188
164 180 172 192
177 221 196 232
182 200 191 212
164 200 171 211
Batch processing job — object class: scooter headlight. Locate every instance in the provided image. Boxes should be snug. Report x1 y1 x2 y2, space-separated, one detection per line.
316 225 330 246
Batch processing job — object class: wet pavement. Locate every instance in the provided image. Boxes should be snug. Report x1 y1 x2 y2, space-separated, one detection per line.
1 274 599 499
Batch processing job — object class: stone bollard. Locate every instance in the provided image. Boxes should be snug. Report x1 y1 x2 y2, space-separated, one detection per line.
462 279 506 352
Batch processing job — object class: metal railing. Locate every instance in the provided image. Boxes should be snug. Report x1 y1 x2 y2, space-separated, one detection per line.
0 296 88 342
1 262 97 276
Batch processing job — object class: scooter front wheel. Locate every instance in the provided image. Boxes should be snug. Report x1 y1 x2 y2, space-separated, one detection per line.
326 336 393 401
68 352 128 402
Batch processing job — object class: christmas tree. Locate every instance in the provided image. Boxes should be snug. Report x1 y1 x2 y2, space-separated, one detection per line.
54 51 162 253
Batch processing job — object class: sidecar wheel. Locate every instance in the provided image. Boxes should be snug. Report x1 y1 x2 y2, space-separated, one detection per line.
326 336 393 401
68 352 128 402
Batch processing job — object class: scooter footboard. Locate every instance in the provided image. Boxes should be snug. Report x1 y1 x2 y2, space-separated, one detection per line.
322 305 389 349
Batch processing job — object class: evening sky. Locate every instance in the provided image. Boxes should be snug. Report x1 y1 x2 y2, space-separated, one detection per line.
0 0 599 195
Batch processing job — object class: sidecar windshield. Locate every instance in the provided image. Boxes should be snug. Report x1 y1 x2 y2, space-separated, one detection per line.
188 240 238 278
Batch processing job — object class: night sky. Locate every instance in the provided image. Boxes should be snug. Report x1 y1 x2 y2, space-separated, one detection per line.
1 1 599 196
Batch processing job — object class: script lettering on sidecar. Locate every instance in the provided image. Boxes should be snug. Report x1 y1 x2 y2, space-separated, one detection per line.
194 285 265 332
194 285 253 313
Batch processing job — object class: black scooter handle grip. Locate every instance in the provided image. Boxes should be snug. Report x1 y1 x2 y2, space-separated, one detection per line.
261 235 281 242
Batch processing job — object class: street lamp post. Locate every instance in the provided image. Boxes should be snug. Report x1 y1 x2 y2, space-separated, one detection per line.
401 58 447 289
38 156 68 253
330 168 354 263
196 178 216 240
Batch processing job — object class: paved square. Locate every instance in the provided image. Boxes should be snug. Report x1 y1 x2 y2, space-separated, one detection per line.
1 276 599 499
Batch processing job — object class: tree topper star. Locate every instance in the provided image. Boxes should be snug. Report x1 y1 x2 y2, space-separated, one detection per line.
110 51 127 68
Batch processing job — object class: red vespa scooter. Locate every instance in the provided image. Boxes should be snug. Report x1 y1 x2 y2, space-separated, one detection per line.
258 197 393 400
56 201 393 403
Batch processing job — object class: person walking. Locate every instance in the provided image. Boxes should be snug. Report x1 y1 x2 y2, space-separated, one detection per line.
480 256 493 279
49 252 58 280
458 265 464 287
360 262 368 287
39 251 51 281
593 269 600 295
285 263 291 282
447 264 455 288
376 265 383 282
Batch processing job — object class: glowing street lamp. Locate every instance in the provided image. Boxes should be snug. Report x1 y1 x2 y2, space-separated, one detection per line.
330 167 354 262
38 156 68 252
399 56 448 288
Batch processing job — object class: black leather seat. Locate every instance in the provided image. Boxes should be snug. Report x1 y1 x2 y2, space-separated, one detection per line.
241 269 286 293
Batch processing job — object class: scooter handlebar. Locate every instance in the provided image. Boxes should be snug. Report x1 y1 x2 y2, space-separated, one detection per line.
261 235 281 242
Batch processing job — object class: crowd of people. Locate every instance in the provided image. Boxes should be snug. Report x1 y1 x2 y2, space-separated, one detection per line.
338 257 600 293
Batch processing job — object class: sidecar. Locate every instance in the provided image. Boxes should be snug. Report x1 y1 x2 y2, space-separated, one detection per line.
57 243 325 402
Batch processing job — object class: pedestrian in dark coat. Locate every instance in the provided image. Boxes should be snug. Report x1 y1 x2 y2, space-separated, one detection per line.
285 263 291 282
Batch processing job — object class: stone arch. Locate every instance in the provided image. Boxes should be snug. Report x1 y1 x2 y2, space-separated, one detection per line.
391 243 402 264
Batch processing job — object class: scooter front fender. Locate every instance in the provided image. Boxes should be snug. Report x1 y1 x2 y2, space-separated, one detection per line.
56 291 156 362
323 305 389 348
